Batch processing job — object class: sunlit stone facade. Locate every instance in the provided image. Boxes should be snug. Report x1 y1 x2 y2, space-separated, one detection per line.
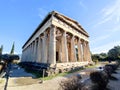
22 11 92 68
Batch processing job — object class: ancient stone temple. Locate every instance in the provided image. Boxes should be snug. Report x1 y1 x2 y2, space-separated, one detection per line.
22 11 92 73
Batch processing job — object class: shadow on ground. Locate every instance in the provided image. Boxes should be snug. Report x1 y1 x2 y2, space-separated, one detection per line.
9 64 35 78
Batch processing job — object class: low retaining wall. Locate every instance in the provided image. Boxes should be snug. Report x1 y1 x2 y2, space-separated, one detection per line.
19 61 90 76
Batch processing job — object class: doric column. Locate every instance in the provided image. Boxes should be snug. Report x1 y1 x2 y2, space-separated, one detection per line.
26 47 28 62
44 32 48 63
25 48 27 62
70 35 77 62
83 41 87 61
33 41 35 62
61 31 68 62
58 40 62 62
41 37 44 63
37 36 42 63
35 39 38 62
48 25 56 64
21 51 24 62
33 40 37 62
31 42 34 62
28 46 30 62
77 38 82 62
30 44 32 62
86 42 92 62
24 48 27 62
41 32 47 63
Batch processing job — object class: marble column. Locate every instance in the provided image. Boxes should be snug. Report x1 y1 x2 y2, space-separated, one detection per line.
70 35 77 62
31 42 34 62
86 42 92 62
27 46 30 61
24 48 26 62
26 47 28 62
77 38 82 62
83 41 87 61
35 39 38 62
37 36 42 63
30 44 32 62
33 40 37 62
41 33 47 63
48 25 56 64
61 31 68 62
43 32 48 63
22 50 25 62
41 37 44 63
58 40 62 62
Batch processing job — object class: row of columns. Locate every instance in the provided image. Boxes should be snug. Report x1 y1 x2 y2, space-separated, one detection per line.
22 25 91 64
58 30 91 63
22 25 56 64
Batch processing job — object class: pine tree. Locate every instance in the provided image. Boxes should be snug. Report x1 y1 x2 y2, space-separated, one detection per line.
10 42 15 55
0 45 3 54
0 45 3 61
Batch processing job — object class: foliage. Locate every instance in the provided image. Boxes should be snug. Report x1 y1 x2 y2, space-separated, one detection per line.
90 71 109 90
92 54 100 61
92 53 108 61
108 45 120 60
59 76 84 90
103 65 113 78
0 45 3 61
10 42 15 55
92 45 120 61
0 45 3 55
99 53 108 60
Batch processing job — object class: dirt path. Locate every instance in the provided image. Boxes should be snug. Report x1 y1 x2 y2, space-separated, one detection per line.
1 63 120 90
0 65 96 90
108 68 120 90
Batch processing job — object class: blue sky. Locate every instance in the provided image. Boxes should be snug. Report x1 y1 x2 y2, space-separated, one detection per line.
0 0 120 54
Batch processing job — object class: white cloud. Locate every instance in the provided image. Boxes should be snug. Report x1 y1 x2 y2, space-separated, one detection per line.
38 8 48 20
88 0 120 54
79 0 87 9
91 41 120 54
99 0 120 25
93 0 120 29
109 25 120 32
91 35 110 44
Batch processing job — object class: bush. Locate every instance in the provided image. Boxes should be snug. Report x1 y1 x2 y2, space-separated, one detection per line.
59 76 84 90
103 65 113 78
90 71 109 90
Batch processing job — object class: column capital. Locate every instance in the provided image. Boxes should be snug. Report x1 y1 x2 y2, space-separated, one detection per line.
51 24 56 29
78 38 82 43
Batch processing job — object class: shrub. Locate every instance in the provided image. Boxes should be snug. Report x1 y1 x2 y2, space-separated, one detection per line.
59 76 84 90
103 65 113 78
90 71 109 90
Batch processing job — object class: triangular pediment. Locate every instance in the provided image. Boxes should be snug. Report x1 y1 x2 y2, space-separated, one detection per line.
51 11 89 37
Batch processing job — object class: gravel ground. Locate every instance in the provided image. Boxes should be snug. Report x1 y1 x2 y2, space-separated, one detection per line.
107 68 120 90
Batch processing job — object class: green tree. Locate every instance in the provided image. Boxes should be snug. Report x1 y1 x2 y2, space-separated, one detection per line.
99 53 107 58
0 45 3 54
99 53 108 61
10 42 15 55
92 54 100 60
0 45 3 61
108 45 120 60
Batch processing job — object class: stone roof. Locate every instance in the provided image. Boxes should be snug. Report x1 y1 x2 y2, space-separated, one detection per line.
22 11 89 49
